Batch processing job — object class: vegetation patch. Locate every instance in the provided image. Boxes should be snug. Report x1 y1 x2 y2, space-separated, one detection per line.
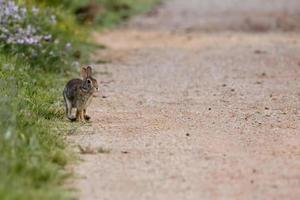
0 1 84 199
32 0 161 27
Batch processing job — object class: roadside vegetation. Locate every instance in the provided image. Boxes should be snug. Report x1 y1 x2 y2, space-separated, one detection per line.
0 0 158 199
34 0 160 27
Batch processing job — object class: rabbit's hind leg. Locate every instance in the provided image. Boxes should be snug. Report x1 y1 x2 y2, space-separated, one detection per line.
64 93 76 121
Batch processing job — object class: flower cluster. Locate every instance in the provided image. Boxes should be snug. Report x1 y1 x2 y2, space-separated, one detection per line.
0 0 72 69
0 1 43 45
0 1 25 22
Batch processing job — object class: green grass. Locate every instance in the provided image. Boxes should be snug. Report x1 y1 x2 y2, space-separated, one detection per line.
0 55 71 200
0 2 84 199
0 0 159 199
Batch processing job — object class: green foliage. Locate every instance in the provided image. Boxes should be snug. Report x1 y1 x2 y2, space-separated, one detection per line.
0 1 80 199
1 1 89 72
29 0 160 27
0 55 71 200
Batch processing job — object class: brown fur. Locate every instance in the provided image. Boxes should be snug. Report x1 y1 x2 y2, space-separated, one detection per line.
63 66 98 122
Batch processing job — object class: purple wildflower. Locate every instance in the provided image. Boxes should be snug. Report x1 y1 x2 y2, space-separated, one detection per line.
0 0 71 62
43 34 52 42
65 42 72 50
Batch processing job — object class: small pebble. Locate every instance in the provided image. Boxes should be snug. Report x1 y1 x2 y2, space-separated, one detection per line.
254 50 266 54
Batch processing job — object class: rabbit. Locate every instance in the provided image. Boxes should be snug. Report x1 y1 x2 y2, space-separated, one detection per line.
63 66 98 122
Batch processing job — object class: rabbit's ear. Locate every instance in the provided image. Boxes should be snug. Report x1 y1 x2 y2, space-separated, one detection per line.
80 67 87 78
86 66 92 77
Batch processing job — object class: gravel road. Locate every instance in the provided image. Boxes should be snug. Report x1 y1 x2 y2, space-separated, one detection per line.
68 0 300 199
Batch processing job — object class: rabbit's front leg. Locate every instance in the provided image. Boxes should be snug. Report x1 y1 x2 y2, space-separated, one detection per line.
83 109 91 121
76 109 85 122
80 110 85 122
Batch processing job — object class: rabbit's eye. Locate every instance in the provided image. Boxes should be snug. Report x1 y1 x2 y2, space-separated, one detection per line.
87 79 91 84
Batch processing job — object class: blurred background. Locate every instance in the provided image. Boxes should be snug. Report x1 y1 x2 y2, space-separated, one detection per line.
130 0 300 32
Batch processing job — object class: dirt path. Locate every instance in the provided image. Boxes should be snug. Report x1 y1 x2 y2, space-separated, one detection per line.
68 1 300 199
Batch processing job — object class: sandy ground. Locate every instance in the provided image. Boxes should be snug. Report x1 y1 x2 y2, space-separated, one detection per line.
68 0 300 199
